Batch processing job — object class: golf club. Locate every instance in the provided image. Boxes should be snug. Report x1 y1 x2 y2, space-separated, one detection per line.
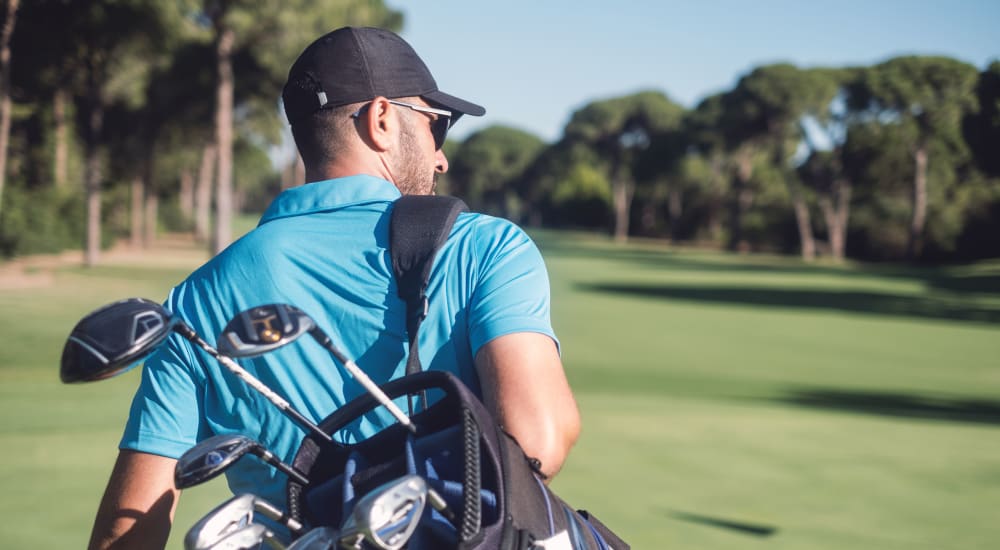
196 522 281 550
338 475 429 550
218 304 415 433
286 527 340 549
186 493 304 550
60 298 334 445
176 433 310 489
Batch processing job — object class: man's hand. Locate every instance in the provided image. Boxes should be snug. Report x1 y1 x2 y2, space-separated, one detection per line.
475 332 581 480
89 450 179 550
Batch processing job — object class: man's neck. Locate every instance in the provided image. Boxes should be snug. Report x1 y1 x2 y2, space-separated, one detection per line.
304 159 393 187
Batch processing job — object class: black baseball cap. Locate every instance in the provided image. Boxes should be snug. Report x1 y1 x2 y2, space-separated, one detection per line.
282 27 486 125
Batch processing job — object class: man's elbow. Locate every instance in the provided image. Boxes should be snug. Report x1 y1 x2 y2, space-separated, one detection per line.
525 406 581 480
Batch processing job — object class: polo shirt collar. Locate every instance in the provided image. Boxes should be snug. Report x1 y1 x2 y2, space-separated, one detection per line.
259 175 401 225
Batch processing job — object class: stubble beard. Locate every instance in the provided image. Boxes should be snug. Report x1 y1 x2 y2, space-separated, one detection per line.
392 114 436 196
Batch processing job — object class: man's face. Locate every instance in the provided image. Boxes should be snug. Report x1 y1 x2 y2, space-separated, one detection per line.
390 100 448 195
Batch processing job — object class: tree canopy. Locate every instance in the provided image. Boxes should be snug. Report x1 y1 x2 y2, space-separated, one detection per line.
0 4 996 265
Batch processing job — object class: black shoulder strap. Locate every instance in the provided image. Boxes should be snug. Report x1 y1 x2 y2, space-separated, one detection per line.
390 195 468 378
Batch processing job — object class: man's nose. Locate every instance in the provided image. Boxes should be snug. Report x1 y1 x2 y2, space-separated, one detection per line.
435 149 449 173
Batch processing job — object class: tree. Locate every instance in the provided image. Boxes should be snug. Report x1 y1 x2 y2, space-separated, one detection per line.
518 139 611 229
795 67 863 261
11 0 176 265
563 91 684 242
720 64 841 259
0 0 18 219
679 93 732 245
197 0 402 255
964 61 1000 178
848 56 979 260
446 125 545 220
634 125 688 240
955 61 1000 260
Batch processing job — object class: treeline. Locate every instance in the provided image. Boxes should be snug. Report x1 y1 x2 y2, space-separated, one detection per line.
0 0 402 264
0 2 997 265
442 61 1000 263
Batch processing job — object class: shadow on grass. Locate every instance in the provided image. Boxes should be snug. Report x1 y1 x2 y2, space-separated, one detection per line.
770 388 1000 426
926 273 1000 295
578 283 1000 324
536 233 1000 296
667 510 778 537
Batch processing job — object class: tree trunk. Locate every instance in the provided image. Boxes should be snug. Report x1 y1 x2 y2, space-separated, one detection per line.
610 152 633 243
789 184 816 261
667 186 682 242
129 175 143 248
212 24 235 255
195 142 216 243
83 69 105 267
612 177 633 243
818 178 851 261
728 147 754 252
179 168 194 221
0 0 18 216
144 191 157 247
907 146 928 260
706 154 725 244
142 150 156 247
84 139 102 266
53 89 68 188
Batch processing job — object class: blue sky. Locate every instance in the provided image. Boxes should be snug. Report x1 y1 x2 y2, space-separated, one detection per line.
391 0 1000 143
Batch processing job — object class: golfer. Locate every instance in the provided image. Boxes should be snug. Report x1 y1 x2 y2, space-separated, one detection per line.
88 26 580 550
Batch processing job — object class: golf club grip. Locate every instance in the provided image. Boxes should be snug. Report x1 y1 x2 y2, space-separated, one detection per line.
312 371 473 438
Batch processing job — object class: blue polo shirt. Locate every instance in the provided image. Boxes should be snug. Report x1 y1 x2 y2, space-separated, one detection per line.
119 175 557 507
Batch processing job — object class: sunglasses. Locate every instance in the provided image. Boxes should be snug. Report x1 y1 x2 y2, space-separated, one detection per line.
352 100 452 150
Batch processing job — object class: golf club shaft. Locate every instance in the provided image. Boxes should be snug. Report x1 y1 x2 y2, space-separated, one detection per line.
253 447 310 486
427 488 456 523
174 323 335 445
309 329 416 433
254 499 306 537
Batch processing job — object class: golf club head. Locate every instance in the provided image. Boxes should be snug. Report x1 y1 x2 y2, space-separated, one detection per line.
60 298 175 383
218 304 316 358
202 522 274 550
185 494 256 550
287 526 340 549
176 434 257 489
340 475 428 550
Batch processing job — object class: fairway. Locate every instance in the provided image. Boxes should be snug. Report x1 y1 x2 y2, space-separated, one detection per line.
1 231 998 549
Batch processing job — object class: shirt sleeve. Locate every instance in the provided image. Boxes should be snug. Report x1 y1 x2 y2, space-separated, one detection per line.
118 331 205 459
466 217 559 357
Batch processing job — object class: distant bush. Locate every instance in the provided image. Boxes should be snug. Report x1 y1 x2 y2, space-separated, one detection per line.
0 184 85 259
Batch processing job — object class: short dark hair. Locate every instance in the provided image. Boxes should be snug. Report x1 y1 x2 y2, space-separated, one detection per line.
290 103 359 168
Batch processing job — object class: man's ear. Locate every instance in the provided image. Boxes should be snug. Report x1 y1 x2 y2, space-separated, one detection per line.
362 97 395 152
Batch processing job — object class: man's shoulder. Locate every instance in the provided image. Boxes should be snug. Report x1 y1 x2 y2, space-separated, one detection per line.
452 211 530 244
447 212 543 272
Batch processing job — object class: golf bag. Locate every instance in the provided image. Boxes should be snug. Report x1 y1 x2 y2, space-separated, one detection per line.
286 370 625 549
285 195 627 548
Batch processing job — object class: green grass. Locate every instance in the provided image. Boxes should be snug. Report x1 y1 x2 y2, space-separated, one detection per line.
1 230 998 548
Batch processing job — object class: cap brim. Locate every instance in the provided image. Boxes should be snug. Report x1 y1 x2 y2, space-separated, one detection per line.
424 90 486 122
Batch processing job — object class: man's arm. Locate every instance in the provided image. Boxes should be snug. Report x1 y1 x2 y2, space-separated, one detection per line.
89 450 179 550
475 331 581 480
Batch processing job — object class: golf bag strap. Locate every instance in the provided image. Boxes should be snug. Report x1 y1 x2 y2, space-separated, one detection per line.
389 195 468 377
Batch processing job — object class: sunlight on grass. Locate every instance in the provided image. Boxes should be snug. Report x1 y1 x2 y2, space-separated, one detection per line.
1 230 997 549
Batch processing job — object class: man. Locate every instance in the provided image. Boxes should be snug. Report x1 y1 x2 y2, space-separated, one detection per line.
88 27 580 549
